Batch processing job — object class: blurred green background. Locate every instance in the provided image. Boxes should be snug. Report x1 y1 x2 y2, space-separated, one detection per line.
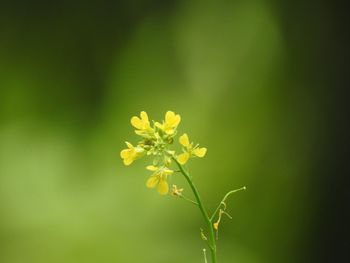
0 0 347 262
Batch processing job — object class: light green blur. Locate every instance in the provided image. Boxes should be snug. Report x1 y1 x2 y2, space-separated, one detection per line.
0 0 320 262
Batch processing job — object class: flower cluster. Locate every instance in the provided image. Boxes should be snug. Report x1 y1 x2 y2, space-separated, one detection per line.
121 111 207 195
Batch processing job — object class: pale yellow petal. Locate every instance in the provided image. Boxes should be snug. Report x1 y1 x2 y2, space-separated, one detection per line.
140 111 149 123
146 176 159 188
130 116 143 129
193 147 207 158
179 133 190 147
146 165 158 171
157 179 169 195
177 152 190 165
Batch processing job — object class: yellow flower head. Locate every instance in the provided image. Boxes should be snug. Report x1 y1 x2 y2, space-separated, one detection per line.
120 142 144 166
130 111 152 135
177 133 207 165
122 111 208 196
146 165 173 195
155 111 181 135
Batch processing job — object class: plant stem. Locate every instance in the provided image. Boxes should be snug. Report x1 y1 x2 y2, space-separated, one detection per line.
173 158 217 263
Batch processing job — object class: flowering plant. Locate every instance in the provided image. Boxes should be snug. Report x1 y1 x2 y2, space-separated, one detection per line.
121 111 245 263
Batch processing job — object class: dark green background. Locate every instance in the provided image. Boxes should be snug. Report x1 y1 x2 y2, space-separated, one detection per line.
0 0 347 262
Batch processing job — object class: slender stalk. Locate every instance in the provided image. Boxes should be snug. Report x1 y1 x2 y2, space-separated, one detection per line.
180 195 199 206
173 158 217 263
203 249 208 263
210 187 246 221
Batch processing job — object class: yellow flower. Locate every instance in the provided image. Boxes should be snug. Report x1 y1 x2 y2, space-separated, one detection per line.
171 185 184 197
130 111 152 135
120 142 144 166
177 133 207 165
146 165 173 195
155 111 181 135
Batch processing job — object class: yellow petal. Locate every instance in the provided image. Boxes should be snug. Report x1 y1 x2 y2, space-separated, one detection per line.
130 116 143 129
146 176 159 188
179 133 190 147
165 111 181 127
173 114 181 127
123 157 134 166
165 111 175 122
146 165 158 171
157 179 169 195
140 111 149 122
120 149 131 158
193 147 207 158
177 152 190 165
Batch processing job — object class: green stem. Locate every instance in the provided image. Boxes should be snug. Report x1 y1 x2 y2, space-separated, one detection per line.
173 158 217 263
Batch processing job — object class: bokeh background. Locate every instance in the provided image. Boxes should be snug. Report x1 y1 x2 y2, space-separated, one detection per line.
0 0 348 262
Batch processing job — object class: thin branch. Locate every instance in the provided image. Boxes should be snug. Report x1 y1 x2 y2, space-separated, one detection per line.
210 186 246 221
180 195 199 206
